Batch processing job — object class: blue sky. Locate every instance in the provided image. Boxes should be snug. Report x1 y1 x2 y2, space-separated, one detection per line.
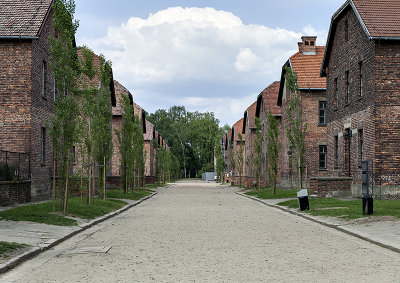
75 0 345 126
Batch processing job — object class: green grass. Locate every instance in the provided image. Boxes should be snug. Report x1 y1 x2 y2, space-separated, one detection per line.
0 198 128 226
145 183 168 188
107 189 153 201
245 188 298 199
0 241 28 258
277 198 400 220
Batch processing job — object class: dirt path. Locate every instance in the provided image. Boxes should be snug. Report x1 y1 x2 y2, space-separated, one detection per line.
1 180 400 282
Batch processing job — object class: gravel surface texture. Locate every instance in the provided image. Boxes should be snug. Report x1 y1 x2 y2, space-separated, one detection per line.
1 180 400 282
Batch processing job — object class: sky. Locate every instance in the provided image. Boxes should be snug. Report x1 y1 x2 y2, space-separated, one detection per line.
75 0 345 127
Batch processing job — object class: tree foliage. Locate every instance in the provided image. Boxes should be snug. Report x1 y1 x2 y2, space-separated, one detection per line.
266 111 280 194
147 106 221 178
285 66 307 190
254 117 263 189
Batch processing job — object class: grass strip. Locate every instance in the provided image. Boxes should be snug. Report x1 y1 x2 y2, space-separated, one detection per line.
245 189 297 199
107 189 153 201
277 198 400 220
0 198 127 226
0 241 28 258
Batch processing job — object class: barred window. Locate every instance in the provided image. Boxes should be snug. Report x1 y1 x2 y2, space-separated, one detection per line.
358 129 364 166
334 136 339 168
41 127 46 164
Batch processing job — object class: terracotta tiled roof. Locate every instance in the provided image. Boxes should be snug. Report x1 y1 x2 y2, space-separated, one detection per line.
113 80 132 116
261 81 281 116
144 120 154 141
0 0 52 37
290 46 326 89
232 118 245 141
352 0 400 38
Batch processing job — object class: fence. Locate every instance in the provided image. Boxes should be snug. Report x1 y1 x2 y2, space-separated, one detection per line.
0 150 30 181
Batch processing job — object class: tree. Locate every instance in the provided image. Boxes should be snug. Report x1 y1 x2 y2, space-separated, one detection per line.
266 111 280 194
254 117 263 190
236 133 245 188
49 0 80 214
132 115 144 191
92 55 113 199
115 94 135 194
285 66 307 190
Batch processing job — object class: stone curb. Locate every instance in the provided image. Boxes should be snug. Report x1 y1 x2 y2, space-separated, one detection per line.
0 192 158 274
236 192 400 254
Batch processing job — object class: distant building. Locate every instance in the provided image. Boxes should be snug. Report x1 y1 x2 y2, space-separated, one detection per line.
230 118 245 186
278 36 327 190
242 101 258 187
255 81 281 187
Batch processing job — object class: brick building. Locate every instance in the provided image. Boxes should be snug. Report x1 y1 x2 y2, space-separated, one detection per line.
278 36 327 190
242 101 257 187
144 120 156 184
230 118 245 186
321 0 400 198
255 81 281 187
109 80 132 187
0 0 56 201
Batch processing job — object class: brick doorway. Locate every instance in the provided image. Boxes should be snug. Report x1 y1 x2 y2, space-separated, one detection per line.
344 129 351 177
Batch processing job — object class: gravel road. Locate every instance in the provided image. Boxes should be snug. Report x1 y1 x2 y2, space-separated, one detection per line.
1 180 400 282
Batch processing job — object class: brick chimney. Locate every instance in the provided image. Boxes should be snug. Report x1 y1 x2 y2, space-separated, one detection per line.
298 36 317 54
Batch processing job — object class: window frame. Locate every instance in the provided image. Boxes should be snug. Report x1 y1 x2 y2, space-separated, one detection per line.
319 145 327 170
334 78 338 108
334 135 339 168
359 61 363 97
345 71 350 104
319 101 327 125
358 129 364 167
42 60 47 99
41 127 46 165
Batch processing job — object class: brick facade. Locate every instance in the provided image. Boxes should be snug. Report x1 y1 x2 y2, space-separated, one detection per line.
321 3 400 198
243 102 257 187
0 4 55 201
278 37 327 190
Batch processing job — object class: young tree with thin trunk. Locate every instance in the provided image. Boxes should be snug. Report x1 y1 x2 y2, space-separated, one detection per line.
49 0 80 214
267 111 280 194
236 133 245 188
115 94 135 194
254 118 263 190
285 66 307 190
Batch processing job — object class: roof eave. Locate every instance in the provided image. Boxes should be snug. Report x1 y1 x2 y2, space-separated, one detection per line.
298 88 327 91
277 59 291 106
0 36 39 40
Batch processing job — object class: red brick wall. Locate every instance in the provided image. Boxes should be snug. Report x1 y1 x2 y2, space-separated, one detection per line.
144 140 154 177
325 7 377 196
309 177 352 198
0 40 33 153
111 115 122 176
30 10 55 201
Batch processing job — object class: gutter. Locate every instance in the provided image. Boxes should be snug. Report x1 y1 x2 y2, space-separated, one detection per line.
0 36 39 40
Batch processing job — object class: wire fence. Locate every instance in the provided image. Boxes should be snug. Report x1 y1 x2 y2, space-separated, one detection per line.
0 150 30 181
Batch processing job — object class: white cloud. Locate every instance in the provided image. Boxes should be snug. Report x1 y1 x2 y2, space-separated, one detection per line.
84 6 302 86
181 94 257 127
80 7 328 125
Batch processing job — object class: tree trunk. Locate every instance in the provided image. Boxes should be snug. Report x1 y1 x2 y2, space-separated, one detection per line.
103 156 106 200
63 151 70 215
92 162 95 202
88 159 91 205
52 151 56 212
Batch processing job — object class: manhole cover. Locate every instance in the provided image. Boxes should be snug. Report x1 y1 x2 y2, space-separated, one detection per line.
70 246 112 254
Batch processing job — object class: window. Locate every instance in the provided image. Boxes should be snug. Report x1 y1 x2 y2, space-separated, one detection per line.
358 129 364 167
359 61 363 97
305 41 309 46
42 61 47 98
310 41 315 46
334 136 339 168
41 127 46 165
319 145 327 170
334 78 338 108
344 20 349 41
319 101 327 125
345 71 350 103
